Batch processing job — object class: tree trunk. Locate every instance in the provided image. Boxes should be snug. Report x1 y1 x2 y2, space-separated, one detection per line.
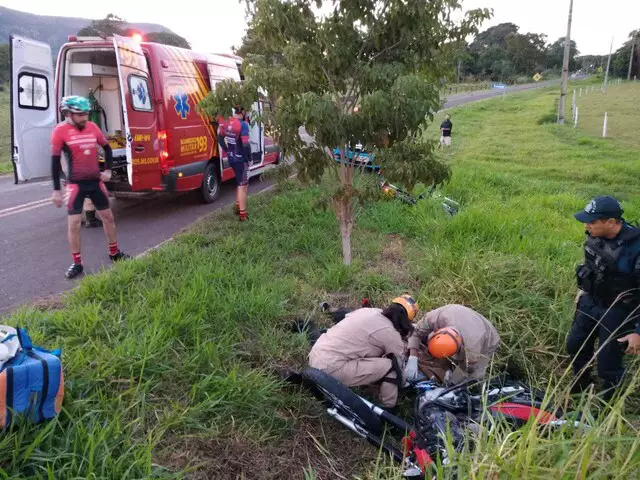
333 153 355 266
338 200 353 265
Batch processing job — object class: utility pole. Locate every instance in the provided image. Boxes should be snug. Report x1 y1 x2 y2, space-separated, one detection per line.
629 33 637 81
603 37 613 92
637 33 640 81
558 0 574 124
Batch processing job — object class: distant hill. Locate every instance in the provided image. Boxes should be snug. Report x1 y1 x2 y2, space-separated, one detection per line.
0 6 174 56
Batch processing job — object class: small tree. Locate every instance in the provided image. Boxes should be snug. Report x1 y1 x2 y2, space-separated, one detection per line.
201 0 489 265
78 14 127 37
78 15 190 49
144 32 191 49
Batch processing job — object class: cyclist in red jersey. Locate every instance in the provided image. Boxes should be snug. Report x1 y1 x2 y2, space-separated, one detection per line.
51 96 130 279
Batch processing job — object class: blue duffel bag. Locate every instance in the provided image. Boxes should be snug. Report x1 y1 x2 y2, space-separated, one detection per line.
0 327 64 428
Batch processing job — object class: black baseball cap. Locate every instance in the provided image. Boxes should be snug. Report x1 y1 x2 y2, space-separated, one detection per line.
574 195 623 223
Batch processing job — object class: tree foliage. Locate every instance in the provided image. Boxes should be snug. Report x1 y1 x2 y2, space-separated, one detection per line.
77 14 127 37
612 29 639 78
546 37 579 71
577 29 640 79
200 0 489 264
144 32 191 49
576 54 607 74
0 43 9 85
505 32 547 74
77 14 191 49
469 23 519 53
464 23 580 81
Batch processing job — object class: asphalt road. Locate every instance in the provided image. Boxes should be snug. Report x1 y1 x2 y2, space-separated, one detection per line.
0 80 560 315
0 175 279 315
441 78 560 109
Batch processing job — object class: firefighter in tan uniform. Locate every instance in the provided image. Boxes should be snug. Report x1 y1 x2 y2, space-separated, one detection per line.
404 304 500 385
308 295 419 409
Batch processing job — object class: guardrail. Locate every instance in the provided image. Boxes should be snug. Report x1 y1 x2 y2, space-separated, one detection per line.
443 83 493 95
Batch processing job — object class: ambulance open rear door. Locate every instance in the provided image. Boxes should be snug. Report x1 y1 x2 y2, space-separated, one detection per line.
112 34 159 191
9 35 56 184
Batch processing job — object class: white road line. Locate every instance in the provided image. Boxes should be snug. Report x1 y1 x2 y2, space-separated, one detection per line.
0 197 50 215
0 202 51 219
0 198 51 218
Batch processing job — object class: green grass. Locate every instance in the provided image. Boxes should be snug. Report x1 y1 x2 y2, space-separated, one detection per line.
0 88 11 175
2 81 640 478
572 81 640 148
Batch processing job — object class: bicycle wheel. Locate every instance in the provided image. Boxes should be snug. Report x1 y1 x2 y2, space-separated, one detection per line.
301 367 383 435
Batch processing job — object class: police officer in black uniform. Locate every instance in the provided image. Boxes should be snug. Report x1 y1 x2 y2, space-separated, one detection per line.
567 196 640 400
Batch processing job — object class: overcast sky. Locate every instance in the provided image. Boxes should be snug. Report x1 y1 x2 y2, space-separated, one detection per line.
2 0 638 56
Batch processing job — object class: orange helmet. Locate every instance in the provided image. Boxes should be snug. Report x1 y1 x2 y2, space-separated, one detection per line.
427 327 462 358
391 294 419 322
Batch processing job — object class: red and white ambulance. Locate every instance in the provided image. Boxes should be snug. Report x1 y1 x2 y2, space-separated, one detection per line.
9 34 279 202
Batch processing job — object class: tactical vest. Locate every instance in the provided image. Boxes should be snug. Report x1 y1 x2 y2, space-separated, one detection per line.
576 225 640 307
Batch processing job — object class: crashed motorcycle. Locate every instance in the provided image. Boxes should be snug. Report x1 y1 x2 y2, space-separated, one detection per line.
332 144 459 214
289 368 588 479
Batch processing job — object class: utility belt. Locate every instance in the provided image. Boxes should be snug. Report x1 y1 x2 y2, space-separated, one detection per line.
577 264 638 308
377 354 404 389
576 264 594 295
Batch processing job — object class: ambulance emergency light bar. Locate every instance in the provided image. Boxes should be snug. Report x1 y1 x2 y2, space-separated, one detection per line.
67 32 144 43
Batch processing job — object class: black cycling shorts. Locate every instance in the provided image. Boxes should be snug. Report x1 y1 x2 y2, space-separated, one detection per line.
229 158 249 186
66 180 110 215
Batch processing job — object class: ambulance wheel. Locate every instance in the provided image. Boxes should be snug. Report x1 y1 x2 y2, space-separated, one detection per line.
200 162 220 203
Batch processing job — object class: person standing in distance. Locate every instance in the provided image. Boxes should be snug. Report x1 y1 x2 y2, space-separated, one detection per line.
567 196 640 400
217 105 251 221
440 114 453 148
51 96 130 279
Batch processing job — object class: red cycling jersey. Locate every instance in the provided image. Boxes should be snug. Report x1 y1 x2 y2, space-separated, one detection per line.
50 121 108 182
